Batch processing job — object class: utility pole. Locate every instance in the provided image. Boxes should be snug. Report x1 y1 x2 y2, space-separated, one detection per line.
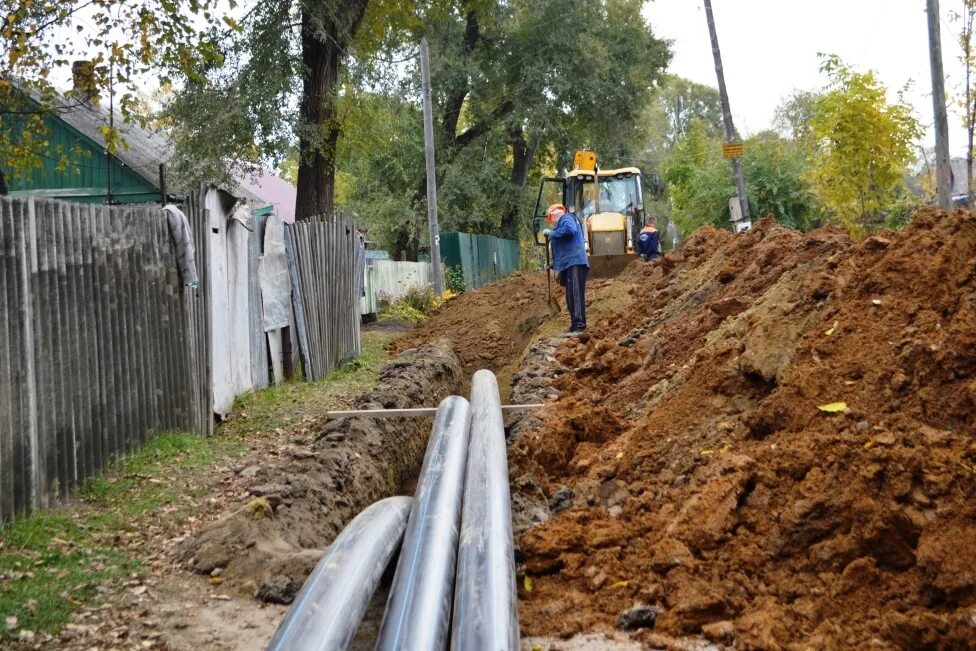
928 0 952 209
420 38 445 294
703 0 750 226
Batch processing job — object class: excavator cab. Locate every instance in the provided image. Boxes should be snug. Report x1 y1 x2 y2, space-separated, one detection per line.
534 151 649 277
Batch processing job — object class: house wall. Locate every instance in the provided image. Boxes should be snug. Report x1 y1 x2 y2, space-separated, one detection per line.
3 111 160 204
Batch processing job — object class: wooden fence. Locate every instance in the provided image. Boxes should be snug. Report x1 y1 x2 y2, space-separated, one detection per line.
0 196 210 520
360 260 434 315
0 193 363 520
286 216 363 382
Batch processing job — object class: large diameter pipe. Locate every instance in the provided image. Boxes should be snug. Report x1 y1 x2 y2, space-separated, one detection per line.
451 370 519 650
375 395 472 651
266 496 413 651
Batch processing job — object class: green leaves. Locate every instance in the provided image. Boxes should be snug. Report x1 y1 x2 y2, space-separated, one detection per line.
808 56 922 238
664 122 820 236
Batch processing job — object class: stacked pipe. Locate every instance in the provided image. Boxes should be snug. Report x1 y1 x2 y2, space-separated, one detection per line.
266 371 520 651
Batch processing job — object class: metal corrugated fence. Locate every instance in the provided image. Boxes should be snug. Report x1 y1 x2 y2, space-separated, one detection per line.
286 216 362 382
0 195 211 520
440 232 520 291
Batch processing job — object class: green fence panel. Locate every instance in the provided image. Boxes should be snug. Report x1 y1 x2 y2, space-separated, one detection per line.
440 231 520 291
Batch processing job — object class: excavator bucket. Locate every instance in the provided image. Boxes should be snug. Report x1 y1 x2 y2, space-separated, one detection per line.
587 254 636 278
585 211 636 278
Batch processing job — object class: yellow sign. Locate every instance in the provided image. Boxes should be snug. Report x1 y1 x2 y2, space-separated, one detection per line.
722 141 745 159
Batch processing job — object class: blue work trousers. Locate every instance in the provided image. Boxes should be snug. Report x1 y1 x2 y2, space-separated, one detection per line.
559 264 588 332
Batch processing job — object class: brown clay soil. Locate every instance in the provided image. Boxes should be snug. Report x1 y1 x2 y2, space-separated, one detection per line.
506 210 976 648
389 271 555 391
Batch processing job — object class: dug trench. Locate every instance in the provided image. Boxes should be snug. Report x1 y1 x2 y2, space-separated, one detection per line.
179 339 463 602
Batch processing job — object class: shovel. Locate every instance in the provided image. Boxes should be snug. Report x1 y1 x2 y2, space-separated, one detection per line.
544 237 562 316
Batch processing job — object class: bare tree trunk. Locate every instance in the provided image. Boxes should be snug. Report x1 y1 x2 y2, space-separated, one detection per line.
294 1 368 222
928 0 953 210
500 126 537 239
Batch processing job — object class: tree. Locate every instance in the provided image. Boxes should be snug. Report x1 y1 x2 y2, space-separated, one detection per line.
640 75 723 171
743 131 820 231
662 119 733 235
808 56 922 237
164 0 392 219
422 0 671 239
664 121 820 236
322 0 669 256
0 0 226 179
774 90 821 144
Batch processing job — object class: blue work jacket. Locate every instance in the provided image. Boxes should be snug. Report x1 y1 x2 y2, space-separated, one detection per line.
549 213 589 272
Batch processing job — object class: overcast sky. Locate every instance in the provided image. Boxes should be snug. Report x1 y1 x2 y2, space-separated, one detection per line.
644 0 971 156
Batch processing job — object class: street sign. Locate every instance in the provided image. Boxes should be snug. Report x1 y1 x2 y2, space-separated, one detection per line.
722 141 745 159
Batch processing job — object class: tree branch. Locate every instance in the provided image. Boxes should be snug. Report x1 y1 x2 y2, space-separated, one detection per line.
454 99 514 149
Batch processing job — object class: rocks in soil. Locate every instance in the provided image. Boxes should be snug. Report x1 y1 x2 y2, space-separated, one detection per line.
618 605 658 630
549 486 574 514
255 575 295 605
178 339 462 600
701 620 735 644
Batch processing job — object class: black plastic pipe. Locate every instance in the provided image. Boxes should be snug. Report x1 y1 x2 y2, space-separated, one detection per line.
266 496 413 651
451 370 519 650
375 395 472 650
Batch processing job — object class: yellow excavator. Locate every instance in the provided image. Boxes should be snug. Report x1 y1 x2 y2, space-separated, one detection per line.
533 150 659 276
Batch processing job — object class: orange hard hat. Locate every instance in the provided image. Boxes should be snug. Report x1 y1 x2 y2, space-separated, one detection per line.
546 203 566 220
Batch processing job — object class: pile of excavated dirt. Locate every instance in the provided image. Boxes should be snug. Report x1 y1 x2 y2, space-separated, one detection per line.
180 339 462 603
390 272 555 384
511 211 976 648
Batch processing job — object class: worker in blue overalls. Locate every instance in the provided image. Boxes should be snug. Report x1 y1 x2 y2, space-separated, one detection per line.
542 203 589 333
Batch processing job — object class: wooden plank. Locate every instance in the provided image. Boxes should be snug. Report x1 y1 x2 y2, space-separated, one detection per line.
309 222 323 378
200 200 214 435
61 201 84 491
301 224 322 380
325 404 545 419
104 207 129 458
0 198 16 519
119 207 141 452
186 194 207 433
80 203 104 481
36 200 64 505
126 206 151 448
61 201 83 493
283 225 312 382
294 225 310 379
68 203 90 488
325 219 334 373
247 215 267 390
22 199 43 509
145 211 165 429
90 204 117 473
9 199 30 513
157 210 179 429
